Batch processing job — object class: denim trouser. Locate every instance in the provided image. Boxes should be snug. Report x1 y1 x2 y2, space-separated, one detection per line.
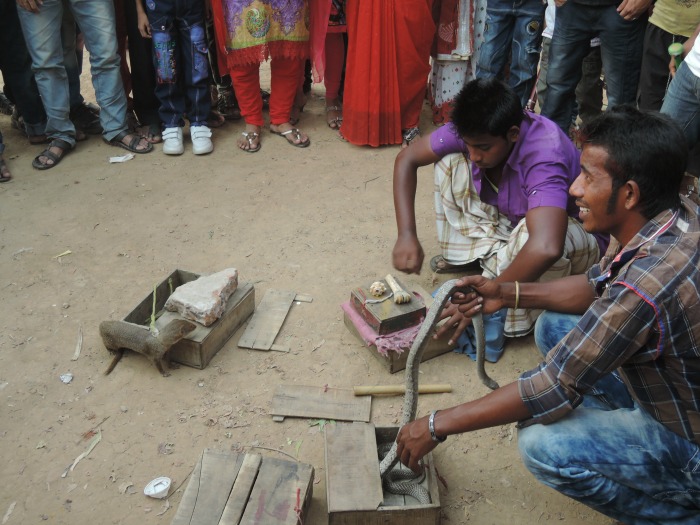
0 0 47 137
540 1 645 133
16 0 127 146
519 311 700 524
60 4 87 110
661 62 700 149
146 0 210 127
476 0 545 108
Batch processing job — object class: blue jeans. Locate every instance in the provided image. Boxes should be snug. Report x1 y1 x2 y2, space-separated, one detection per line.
661 61 700 149
17 0 127 146
147 0 210 127
60 6 86 110
540 2 645 133
0 0 47 136
520 311 700 524
476 0 545 108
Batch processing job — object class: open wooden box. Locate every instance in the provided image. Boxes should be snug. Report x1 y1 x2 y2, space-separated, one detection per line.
123 269 254 369
325 421 441 525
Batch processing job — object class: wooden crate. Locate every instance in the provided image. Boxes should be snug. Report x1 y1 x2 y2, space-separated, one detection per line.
170 448 314 525
325 422 441 525
343 313 452 374
350 278 426 335
123 269 255 369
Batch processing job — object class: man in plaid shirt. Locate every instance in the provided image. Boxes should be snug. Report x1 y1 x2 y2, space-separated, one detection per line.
395 106 700 524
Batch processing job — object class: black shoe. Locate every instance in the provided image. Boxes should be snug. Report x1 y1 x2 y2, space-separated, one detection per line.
0 93 14 116
70 102 102 135
217 88 241 120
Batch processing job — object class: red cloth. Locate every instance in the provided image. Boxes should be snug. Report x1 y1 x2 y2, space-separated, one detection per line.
342 0 435 147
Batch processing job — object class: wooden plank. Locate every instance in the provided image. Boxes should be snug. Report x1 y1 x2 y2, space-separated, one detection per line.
270 385 371 422
238 290 297 351
325 422 383 513
218 454 262 525
240 457 314 525
171 449 245 525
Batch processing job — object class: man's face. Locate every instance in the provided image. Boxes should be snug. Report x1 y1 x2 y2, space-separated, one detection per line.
570 144 626 235
462 127 518 170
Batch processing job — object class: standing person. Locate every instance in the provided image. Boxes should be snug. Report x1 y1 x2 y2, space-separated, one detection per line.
16 0 152 170
474 0 545 108
210 0 311 153
135 0 213 155
429 0 487 126
341 0 436 148
395 106 700 525
540 0 647 134
392 78 602 360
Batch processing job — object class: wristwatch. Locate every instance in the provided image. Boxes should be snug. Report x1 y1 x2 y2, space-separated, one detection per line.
429 410 446 442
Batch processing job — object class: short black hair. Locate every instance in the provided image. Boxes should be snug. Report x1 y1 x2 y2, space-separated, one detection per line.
579 106 688 219
450 78 524 138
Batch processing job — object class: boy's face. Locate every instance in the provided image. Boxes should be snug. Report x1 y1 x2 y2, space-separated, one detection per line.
462 126 519 170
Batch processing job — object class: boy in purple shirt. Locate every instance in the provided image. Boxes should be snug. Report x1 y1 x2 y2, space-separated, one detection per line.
393 78 602 356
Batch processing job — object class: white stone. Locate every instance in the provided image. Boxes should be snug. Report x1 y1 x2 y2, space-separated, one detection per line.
164 268 238 326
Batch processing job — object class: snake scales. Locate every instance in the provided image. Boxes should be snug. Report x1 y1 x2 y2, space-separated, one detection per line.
379 279 500 502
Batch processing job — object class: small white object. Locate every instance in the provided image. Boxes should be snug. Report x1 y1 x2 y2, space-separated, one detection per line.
191 125 213 155
144 477 171 499
163 127 184 155
60 373 73 384
109 153 135 163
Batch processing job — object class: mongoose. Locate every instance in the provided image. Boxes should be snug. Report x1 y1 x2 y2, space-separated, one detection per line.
100 319 197 376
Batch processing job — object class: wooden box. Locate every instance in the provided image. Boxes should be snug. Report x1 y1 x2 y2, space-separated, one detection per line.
123 269 255 369
343 313 452 374
170 448 314 525
350 278 426 335
325 422 441 525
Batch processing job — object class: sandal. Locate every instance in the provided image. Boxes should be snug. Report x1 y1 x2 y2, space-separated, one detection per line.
326 105 343 130
136 122 162 144
32 138 72 170
401 127 421 149
105 129 153 154
430 255 481 274
270 126 310 148
238 131 261 153
207 110 226 128
0 157 12 182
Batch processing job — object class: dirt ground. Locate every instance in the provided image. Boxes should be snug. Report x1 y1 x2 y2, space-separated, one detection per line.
0 69 615 524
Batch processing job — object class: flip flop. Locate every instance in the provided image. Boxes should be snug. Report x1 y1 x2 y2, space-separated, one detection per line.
271 128 310 148
430 255 481 274
32 138 72 170
239 131 261 153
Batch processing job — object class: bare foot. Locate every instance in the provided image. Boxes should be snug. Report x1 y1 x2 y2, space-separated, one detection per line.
0 156 12 182
237 124 261 152
270 122 309 147
326 98 342 130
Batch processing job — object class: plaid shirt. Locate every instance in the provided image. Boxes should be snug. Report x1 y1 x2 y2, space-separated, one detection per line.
519 197 700 445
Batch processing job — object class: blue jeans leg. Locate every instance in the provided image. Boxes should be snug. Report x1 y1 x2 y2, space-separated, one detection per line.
476 0 544 108
17 0 76 145
61 6 86 110
68 0 127 141
0 0 47 136
661 62 700 148
518 404 700 524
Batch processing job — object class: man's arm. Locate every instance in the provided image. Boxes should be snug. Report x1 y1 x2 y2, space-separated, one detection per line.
392 136 441 274
395 382 530 472
494 206 568 284
670 23 700 76
135 0 151 38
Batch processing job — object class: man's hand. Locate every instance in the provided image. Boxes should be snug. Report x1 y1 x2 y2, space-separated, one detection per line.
137 12 151 37
435 300 472 345
451 275 505 316
17 0 42 13
395 415 439 474
392 233 424 274
617 0 652 21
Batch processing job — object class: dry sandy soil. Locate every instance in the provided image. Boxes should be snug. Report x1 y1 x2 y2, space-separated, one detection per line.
0 70 616 525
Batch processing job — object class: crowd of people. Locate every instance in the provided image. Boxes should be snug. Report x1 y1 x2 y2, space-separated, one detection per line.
2 0 700 523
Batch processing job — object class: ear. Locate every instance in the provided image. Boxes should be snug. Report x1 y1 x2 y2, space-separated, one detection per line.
623 180 642 211
507 126 520 143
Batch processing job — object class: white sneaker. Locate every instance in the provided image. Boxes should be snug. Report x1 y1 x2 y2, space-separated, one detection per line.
191 125 213 155
162 126 184 155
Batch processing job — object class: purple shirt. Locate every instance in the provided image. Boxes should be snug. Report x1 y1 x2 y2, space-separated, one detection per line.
430 113 608 254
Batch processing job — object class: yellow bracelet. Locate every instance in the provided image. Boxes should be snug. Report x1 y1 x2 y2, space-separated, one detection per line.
514 281 520 310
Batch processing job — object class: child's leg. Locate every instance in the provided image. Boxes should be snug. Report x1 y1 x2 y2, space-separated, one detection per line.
147 1 186 128
324 31 344 128
229 62 263 151
269 57 304 126
175 0 210 126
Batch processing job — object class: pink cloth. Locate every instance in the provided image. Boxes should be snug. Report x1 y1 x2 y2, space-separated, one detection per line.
341 301 424 357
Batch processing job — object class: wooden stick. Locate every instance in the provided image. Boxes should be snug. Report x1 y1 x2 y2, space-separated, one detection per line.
353 384 452 396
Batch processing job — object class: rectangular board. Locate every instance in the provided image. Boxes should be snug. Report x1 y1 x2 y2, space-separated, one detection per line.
270 384 371 422
238 289 297 351
350 278 426 335
170 449 314 525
